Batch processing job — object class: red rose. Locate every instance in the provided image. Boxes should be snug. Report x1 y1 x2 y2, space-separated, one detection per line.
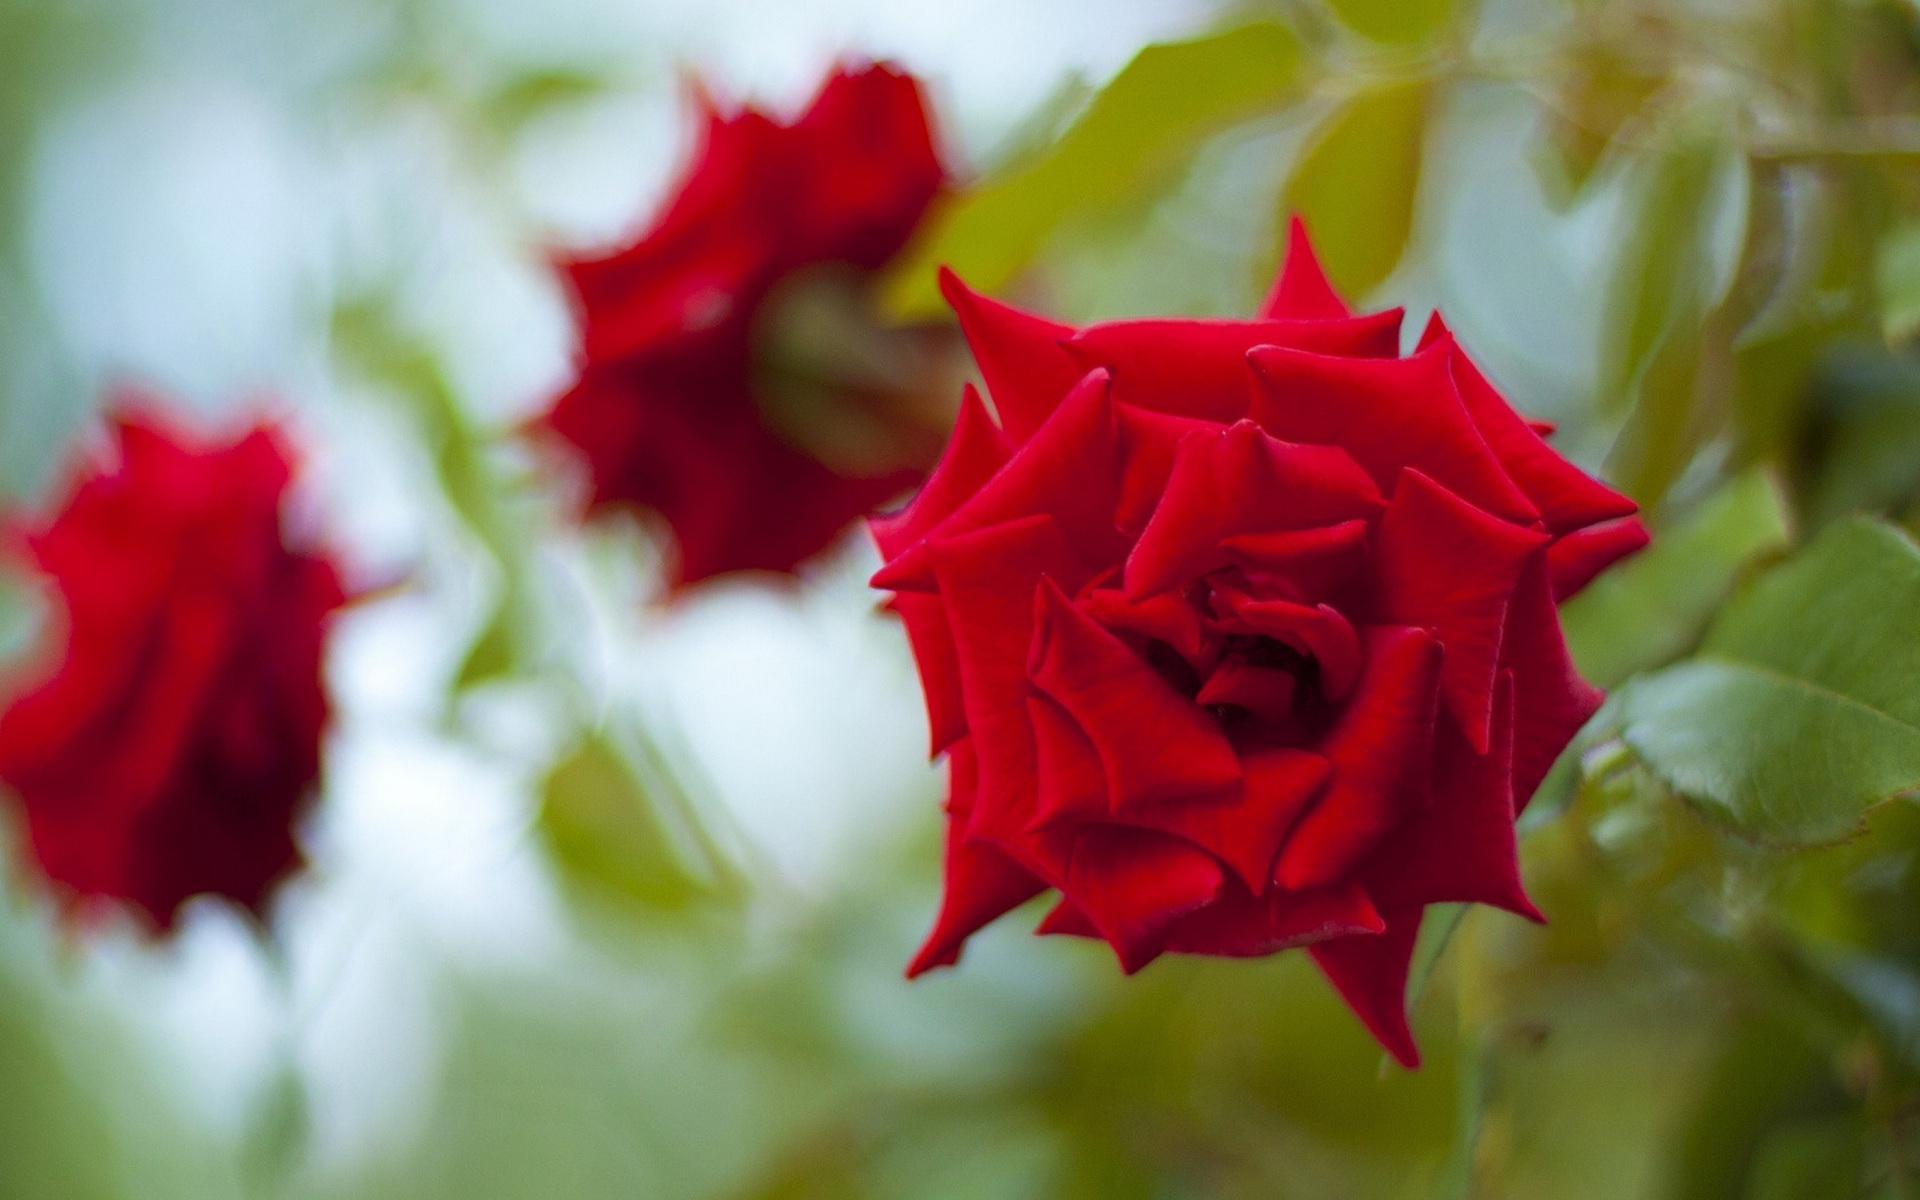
872 221 1648 1066
0 409 346 932
539 61 952 589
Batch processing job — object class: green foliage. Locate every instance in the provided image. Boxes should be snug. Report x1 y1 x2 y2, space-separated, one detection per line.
1601 130 1750 505
1561 468 1791 688
1605 519 1920 846
1278 77 1432 300
879 21 1311 318
1878 221 1920 345
1322 0 1461 47
538 730 741 917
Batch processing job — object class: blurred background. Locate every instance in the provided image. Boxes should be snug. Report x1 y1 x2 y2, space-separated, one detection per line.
5 0 1920 1196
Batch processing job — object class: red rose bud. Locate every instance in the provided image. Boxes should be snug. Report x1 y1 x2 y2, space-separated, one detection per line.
0 407 346 933
871 220 1648 1067
538 61 959 590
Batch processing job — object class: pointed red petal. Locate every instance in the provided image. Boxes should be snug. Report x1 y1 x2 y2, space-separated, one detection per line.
1248 339 1539 526
1361 674 1542 921
1274 626 1441 890
1260 216 1352 321
938 268 1082 443
1370 469 1548 752
908 743 1049 975
1310 910 1424 1068
1549 516 1651 601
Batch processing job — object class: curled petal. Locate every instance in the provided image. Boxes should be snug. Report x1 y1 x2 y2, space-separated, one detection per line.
871 384 1009 561
1029 578 1243 808
1065 309 1402 422
1361 673 1542 922
1062 826 1225 973
1274 626 1441 891
1126 420 1381 600
1120 746 1329 891
1420 313 1638 536
1548 516 1651 601
1370 469 1548 752
1249 338 1539 526
1162 877 1384 958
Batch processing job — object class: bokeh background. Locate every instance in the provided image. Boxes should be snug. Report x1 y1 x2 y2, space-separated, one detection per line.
5 0 1920 1196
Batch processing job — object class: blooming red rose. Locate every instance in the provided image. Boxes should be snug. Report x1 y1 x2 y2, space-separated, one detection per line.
0 408 346 932
872 221 1649 1066
539 61 953 589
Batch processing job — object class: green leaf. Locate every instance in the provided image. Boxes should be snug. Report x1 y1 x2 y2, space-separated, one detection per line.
1278 77 1433 300
1610 518 1920 846
1324 0 1460 46
1599 131 1750 504
538 731 738 916
878 21 1311 319
1876 220 1920 344
1561 469 1791 688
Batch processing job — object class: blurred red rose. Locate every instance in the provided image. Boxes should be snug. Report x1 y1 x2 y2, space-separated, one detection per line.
0 409 345 932
872 221 1648 1066
539 61 954 589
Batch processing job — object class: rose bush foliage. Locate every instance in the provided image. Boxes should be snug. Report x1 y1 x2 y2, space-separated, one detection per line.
0 410 345 931
873 222 1648 1064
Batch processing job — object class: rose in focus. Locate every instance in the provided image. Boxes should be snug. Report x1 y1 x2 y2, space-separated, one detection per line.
0 409 345 932
872 223 1648 1065
539 61 958 589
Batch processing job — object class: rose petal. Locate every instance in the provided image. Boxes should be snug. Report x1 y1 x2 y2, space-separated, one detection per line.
1161 877 1384 957
1420 313 1639 535
1064 309 1403 422
1061 825 1225 973
1029 578 1243 808
1548 516 1652 601
907 742 1049 975
1249 338 1540 526
1259 216 1352 321
1502 556 1603 810
939 268 1082 443
1369 469 1549 753
1360 673 1542 921
1119 746 1329 891
926 516 1092 858
871 383 1009 560
1274 626 1441 891
1125 420 1382 600
1309 909 1425 1068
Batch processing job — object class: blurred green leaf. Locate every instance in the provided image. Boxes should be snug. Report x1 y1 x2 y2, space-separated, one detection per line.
879 21 1312 319
1324 0 1460 47
1531 36 1672 205
1744 1115 1862 1200
1876 221 1920 345
1797 348 1920 532
1561 468 1791 688
539 731 739 916
1601 132 1750 504
483 68 610 137
1279 77 1433 300
1610 518 1920 846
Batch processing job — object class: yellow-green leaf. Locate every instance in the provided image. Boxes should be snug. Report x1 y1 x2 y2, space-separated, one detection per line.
878 21 1311 319
1324 0 1460 46
1278 77 1433 301
538 732 736 916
